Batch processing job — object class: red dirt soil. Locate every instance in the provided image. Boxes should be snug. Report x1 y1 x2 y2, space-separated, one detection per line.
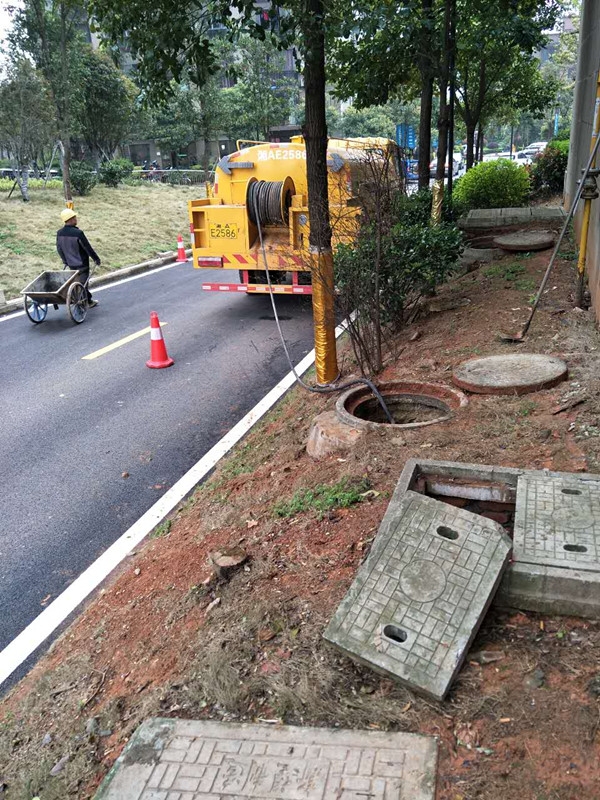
2 242 600 800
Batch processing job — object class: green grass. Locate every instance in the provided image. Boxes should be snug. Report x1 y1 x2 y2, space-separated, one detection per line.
273 477 371 519
0 182 204 299
221 442 255 478
483 262 526 281
518 400 537 417
483 261 536 294
150 519 172 538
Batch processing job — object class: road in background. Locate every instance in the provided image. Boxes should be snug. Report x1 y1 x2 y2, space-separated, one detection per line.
0 261 315 672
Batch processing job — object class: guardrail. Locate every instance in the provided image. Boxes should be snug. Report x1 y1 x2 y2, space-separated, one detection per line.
131 169 215 186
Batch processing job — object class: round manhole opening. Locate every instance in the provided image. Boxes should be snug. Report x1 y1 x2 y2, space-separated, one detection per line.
336 381 468 431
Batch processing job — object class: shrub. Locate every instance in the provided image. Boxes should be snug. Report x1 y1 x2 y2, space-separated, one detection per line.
453 159 531 210
98 158 134 187
335 217 463 373
69 161 97 195
392 188 433 225
531 140 569 194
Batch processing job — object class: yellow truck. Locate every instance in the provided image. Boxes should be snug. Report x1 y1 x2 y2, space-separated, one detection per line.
188 136 401 294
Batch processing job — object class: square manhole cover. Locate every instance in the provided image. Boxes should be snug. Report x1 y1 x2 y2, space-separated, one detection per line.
324 491 511 700
95 718 438 800
514 473 600 571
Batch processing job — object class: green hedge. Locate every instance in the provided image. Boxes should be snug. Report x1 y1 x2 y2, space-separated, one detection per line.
453 159 531 210
98 158 134 187
0 177 62 191
531 140 569 194
70 161 97 196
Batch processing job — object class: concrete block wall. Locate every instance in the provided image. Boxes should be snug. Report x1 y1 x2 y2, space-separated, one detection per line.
565 0 600 319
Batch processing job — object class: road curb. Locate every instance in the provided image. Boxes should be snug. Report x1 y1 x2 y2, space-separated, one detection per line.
0 249 192 317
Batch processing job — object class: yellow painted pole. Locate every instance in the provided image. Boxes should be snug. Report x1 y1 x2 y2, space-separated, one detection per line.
575 72 600 307
310 246 339 384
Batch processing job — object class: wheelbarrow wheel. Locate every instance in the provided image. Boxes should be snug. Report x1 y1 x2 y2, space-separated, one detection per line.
67 281 87 324
24 296 48 324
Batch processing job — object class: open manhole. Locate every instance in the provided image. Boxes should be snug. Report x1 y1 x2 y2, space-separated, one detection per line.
336 381 468 430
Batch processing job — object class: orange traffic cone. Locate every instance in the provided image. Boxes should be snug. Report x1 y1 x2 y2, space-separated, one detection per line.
146 311 174 369
176 234 187 262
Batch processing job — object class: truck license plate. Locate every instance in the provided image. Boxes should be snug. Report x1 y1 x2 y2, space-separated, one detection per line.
210 223 238 239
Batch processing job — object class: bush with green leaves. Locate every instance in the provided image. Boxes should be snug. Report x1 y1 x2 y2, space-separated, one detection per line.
69 161 97 196
335 213 463 374
531 140 569 194
392 187 466 224
453 159 531 210
0 177 62 191
98 158 134 187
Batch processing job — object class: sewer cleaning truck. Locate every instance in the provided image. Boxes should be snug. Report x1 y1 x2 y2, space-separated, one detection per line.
187 136 402 295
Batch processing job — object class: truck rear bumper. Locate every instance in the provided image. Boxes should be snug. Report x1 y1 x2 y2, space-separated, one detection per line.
202 282 312 294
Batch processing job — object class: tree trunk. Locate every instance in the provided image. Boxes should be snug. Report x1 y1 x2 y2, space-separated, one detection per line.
59 138 73 204
20 168 30 202
478 126 484 161
417 0 434 190
302 0 331 252
418 73 433 189
302 0 338 384
466 123 476 169
436 0 452 182
202 137 211 180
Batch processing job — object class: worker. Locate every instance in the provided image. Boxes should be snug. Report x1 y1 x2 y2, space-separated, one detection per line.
56 208 101 307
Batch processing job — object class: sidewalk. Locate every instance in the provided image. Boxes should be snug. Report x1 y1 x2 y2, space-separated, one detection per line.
2 236 600 800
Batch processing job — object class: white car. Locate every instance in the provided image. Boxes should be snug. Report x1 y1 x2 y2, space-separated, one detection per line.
523 141 548 157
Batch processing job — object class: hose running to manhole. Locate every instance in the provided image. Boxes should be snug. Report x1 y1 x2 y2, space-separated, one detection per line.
252 193 396 423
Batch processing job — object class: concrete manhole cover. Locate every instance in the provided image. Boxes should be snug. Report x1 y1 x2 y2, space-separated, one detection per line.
493 230 555 252
95 718 439 800
324 491 511 700
514 474 600 571
452 353 568 396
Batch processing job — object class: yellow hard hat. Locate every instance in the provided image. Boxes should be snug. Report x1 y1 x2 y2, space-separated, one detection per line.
61 208 77 223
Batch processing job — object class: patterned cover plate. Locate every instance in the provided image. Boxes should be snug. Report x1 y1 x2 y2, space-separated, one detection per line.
324 490 512 700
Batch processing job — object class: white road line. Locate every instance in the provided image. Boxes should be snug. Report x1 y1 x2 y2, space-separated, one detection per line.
0 322 346 688
0 262 182 323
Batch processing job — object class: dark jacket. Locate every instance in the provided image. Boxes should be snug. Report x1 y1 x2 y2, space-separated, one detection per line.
56 225 100 270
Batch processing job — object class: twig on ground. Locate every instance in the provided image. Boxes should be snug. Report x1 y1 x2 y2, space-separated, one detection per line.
80 668 107 711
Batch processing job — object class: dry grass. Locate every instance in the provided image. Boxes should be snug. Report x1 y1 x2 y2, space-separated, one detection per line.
0 183 202 299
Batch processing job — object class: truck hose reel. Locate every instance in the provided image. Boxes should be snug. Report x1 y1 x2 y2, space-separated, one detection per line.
247 177 295 226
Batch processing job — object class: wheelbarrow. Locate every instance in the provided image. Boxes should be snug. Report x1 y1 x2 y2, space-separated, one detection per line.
21 268 91 325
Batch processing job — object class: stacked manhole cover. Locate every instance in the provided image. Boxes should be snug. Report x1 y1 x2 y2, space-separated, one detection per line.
325 459 600 700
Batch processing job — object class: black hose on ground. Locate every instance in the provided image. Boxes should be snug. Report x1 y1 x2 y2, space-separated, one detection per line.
252 193 396 424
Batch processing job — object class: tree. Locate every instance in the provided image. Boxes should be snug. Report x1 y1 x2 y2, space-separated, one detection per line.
80 49 137 165
329 0 438 189
128 83 200 166
0 60 56 200
454 0 560 168
8 0 90 203
214 35 301 146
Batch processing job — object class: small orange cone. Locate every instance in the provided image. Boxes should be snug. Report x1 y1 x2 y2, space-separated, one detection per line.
146 311 174 369
176 234 187 262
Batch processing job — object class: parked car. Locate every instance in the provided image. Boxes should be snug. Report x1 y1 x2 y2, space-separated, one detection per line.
523 141 548 158
428 152 462 177
482 151 531 166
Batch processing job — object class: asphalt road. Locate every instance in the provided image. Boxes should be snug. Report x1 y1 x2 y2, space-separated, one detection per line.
0 262 315 680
